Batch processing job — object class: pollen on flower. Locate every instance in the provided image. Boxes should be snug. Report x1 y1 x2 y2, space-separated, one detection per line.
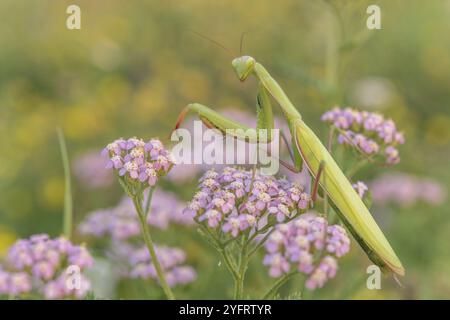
130 147 144 158
258 192 271 202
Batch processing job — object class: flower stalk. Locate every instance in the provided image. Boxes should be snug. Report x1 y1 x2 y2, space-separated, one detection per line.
103 137 177 300
57 128 73 240
131 189 175 300
261 271 299 300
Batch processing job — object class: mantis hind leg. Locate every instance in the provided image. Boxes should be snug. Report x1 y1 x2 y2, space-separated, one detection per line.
311 161 326 202
278 132 303 174
278 129 304 173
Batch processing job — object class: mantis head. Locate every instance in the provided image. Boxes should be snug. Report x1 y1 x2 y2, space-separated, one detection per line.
232 56 255 81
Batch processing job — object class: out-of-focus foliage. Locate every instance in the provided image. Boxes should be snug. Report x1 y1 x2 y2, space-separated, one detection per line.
0 0 449 299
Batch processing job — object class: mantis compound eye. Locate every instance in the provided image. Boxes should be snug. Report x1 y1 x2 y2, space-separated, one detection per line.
232 55 255 81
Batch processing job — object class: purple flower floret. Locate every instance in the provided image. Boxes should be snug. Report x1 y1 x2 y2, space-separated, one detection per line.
0 234 93 299
102 137 174 187
321 107 405 164
352 181 369 199
263 213 350 290
184 167 311 239
0 270 31 296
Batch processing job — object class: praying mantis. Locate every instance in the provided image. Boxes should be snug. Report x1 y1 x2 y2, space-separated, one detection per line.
173 55 405 277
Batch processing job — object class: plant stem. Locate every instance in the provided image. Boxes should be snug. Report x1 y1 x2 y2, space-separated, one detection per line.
261 271 299 300
144 187 155 217
57 128 73 240
327 126 335 152
346 159 367 179
196 221 241 282
234 239 249 299
220 248 239 280
132 192 175 300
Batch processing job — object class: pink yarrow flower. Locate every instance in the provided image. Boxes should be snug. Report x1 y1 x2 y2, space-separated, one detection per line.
0 234 93 299
263 213 350 290
184 167 311 239
103 137 174 188
321 107 405 165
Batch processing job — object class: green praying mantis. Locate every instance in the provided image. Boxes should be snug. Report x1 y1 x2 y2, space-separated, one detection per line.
173 55 405 277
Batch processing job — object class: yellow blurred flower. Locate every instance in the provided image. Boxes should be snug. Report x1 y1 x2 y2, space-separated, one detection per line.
63 105 102 141
132 81 168 122
176 69 211 101
0 226 17 258
96 76 131 110
41 177 64 210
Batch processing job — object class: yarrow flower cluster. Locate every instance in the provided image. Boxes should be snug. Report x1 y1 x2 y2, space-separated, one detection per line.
0 234 93 299
112 242 196 287
79 189 193 239
78 190 196 288
73 150 114 189
263 214 350 290
321 107 405 164
184 167 311 239
370 173 447 207
102 138 174 188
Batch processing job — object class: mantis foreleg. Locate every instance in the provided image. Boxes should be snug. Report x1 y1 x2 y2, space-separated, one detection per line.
174 103 258 141
173 85 303 175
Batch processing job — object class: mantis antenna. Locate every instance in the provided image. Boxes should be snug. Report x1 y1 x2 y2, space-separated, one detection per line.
187 29 232 56
240 32 248 55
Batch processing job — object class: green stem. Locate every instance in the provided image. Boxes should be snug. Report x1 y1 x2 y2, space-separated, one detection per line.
57 128 72 240
261 271 299 300
346 159 367 179
144 187 155 217
327 126 335 152
219 248 239 280
132 192 175 300
196 222 240 282
234 238 249 299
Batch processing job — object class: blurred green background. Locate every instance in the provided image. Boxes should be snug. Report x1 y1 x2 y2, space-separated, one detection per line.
0 0 449 299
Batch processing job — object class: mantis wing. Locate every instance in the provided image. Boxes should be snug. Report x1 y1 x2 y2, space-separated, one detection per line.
294 119 405 276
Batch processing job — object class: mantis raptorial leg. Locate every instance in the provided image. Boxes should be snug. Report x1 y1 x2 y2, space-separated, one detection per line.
174 55 405 276
174 83 274 142
173 83 302 173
